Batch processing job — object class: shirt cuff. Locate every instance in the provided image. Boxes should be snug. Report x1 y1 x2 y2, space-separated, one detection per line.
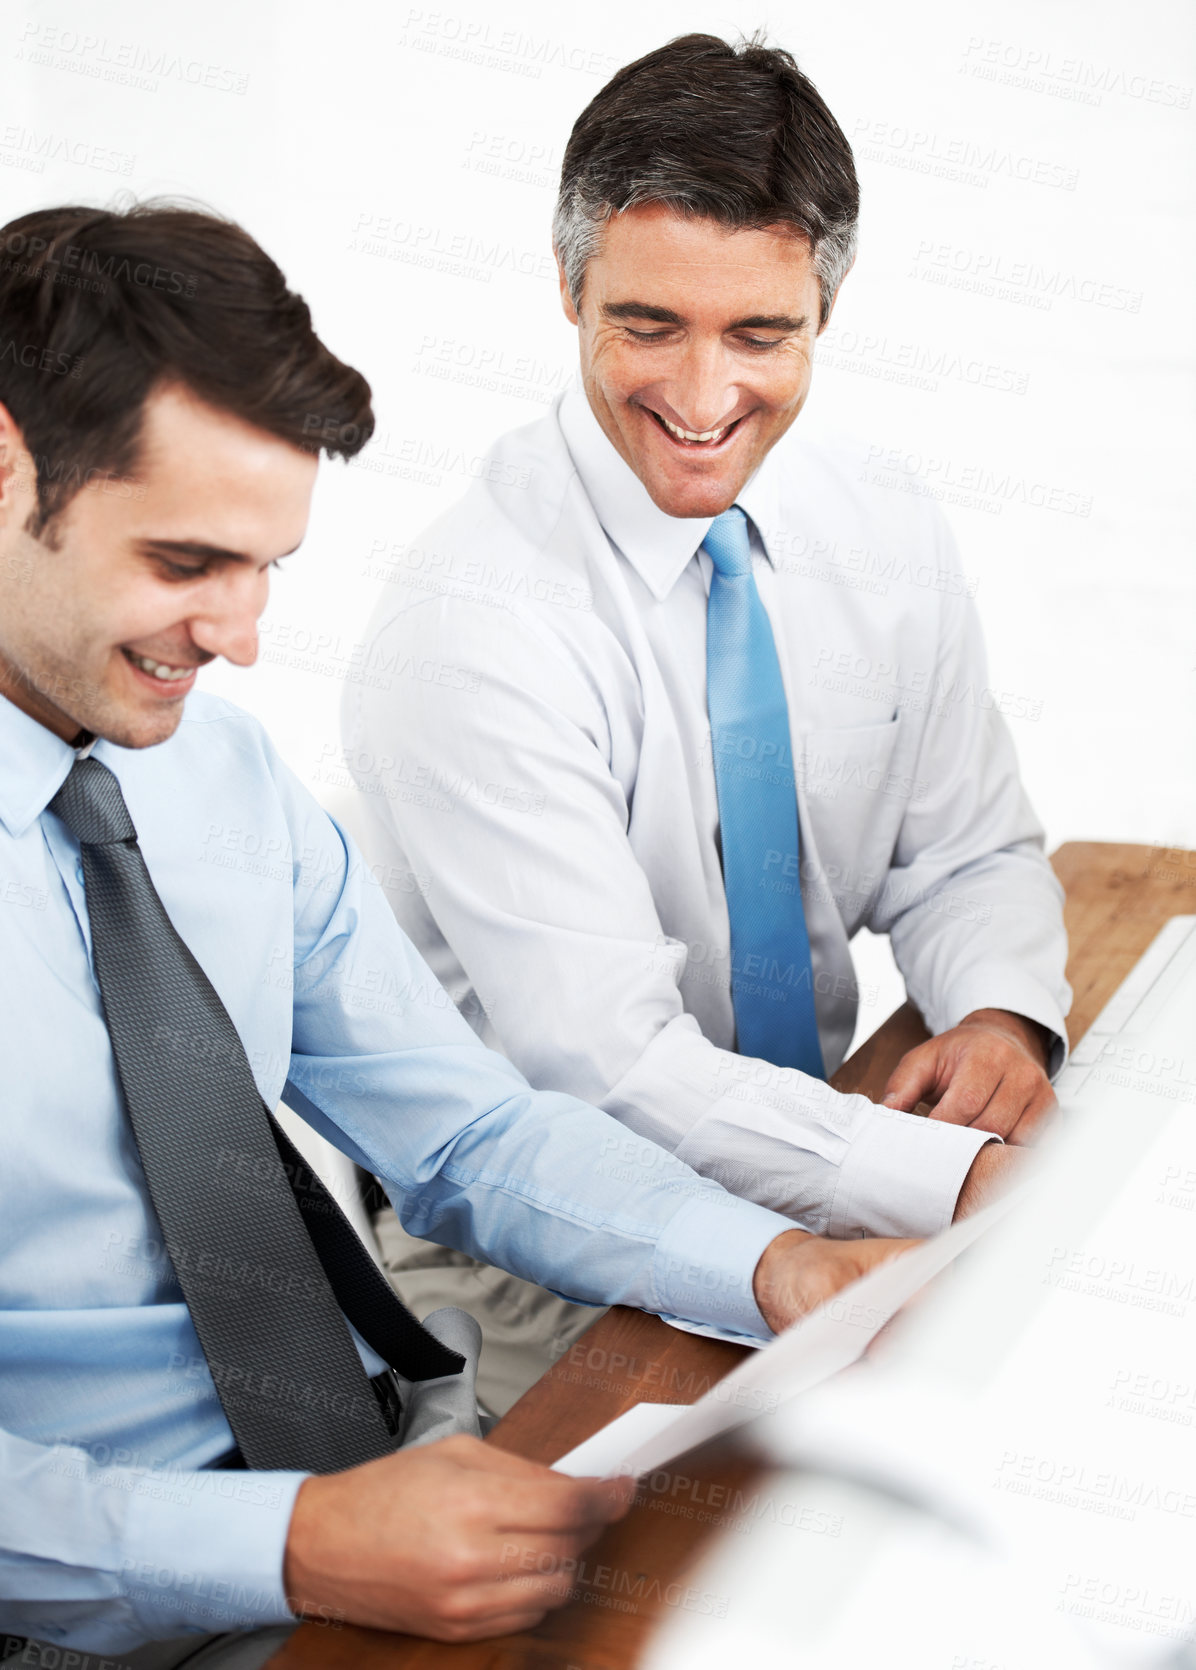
927 971 1070 1078
120 1468 308 1636
652 1191 794 1341
827 1105 998 1239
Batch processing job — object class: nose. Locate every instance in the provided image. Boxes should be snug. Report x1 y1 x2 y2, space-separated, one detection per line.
666 338 739 433
188 565 267 668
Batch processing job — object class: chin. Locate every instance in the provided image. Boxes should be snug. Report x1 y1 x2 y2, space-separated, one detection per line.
90 699 187 752
123 711 187 750
643 470 742 521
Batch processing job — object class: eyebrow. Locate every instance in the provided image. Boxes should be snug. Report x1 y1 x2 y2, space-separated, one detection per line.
729 312 808 332
602 302 685 325
602 302 808 332
136 538 303 565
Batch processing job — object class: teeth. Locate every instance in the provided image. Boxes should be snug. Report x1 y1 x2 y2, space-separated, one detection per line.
660 414 730 444
127 651 193 683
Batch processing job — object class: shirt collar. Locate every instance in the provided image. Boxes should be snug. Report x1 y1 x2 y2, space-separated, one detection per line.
557 379 783 601
0 691 79 838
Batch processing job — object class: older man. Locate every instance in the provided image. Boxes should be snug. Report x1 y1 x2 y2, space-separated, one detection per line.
345 33 1066 1410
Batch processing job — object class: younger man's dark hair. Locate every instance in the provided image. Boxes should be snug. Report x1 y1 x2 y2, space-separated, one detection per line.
0 201 374 534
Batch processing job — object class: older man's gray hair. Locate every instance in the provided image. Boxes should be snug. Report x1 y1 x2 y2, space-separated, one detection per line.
552 32 859 326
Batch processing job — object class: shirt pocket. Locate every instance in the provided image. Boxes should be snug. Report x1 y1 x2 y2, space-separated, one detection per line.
798 716 908 913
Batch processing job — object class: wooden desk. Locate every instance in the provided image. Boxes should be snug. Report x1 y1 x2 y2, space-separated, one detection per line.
271 842 1196 1670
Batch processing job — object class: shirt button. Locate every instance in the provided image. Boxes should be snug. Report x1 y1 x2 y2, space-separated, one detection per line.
76 861 85 884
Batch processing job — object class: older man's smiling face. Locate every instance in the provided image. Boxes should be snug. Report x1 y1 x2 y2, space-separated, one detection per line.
561 202 830 520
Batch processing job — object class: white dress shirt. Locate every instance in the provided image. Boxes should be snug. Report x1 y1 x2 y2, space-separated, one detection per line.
344 381 1070 1239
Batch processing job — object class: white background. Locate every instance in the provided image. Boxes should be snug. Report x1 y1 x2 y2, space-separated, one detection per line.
4 0 1193 1041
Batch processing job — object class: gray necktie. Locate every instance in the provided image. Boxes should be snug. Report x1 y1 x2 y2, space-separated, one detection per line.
50 755 462 1473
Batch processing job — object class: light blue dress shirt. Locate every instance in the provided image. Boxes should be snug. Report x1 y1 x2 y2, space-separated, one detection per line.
0 690 790 1652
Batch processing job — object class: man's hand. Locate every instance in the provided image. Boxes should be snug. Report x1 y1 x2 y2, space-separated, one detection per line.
752 1142 1027 1332
752 1229 919 1334
881 1008 1056 1144
283 1434 634 1640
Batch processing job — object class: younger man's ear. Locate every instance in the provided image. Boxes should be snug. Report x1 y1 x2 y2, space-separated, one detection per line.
0 402 35 522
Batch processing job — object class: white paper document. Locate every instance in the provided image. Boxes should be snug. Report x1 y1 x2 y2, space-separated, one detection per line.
553 1402 689 1477
553 1193 1017 1479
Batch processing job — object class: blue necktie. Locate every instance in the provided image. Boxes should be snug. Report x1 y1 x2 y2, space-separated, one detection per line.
704 507 824 1076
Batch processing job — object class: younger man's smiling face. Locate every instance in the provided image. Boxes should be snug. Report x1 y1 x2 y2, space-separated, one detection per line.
0 382 316 749
561 202 829 520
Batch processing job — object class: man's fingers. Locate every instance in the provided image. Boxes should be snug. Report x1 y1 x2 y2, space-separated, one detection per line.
447 1436 633 1533
424 1587 560 1642
925 1058 1005 1129
455 1436 561 1477
489 1470 633 1535
460 1608 554 1638
495 1562 582 1607
422 1541 592 1634
997 1085 1044 1145
887 1022 1057 1138
285 1437 634 1640
1005 1084 1059 1145
881 1043 945 1112
935 1048 1057 1137
496 1524 618 1569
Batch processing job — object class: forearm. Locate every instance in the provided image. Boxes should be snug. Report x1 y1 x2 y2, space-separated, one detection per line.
952 1139 1021 1219
0 1430 305 1651
288 1058 790 1339
411 1124 789 1339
